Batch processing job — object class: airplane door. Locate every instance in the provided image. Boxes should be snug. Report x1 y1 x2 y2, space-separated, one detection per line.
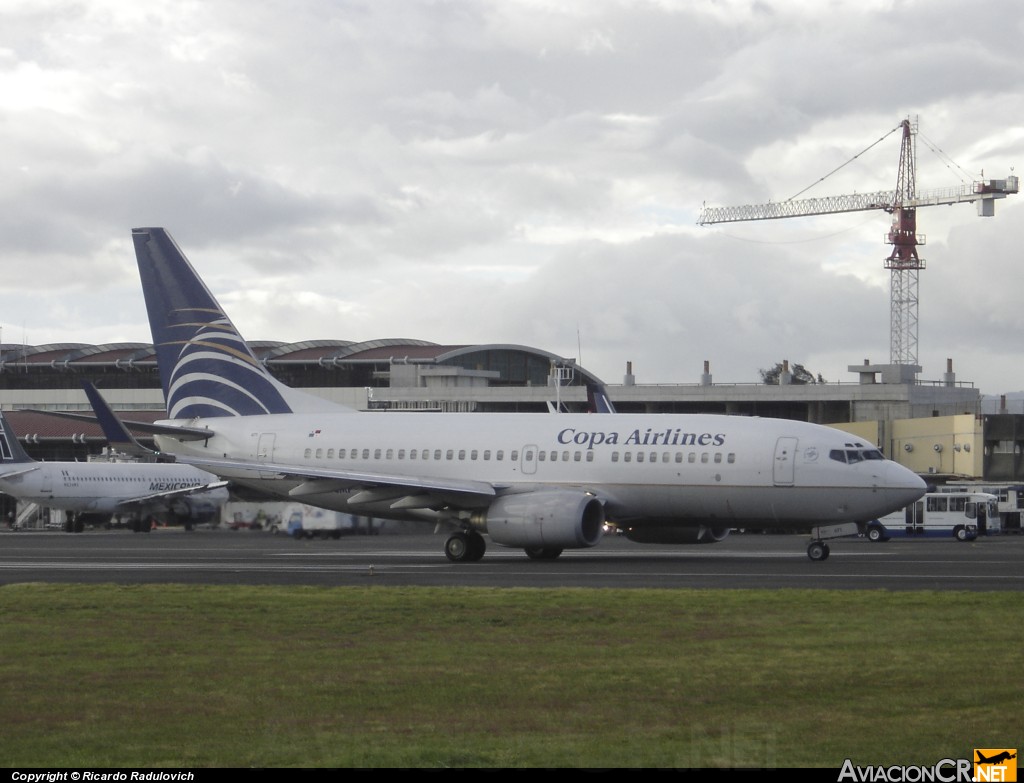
520 445 537 475
257 434 276 478
773 437 797 486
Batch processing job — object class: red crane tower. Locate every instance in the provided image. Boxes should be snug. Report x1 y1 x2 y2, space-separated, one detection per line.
698 118 1018 372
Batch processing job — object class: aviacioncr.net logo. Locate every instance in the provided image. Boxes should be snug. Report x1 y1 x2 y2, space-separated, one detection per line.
974 749 1017 782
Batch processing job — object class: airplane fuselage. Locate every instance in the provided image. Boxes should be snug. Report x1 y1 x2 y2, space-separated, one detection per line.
0 461 225 515
158 411 925 530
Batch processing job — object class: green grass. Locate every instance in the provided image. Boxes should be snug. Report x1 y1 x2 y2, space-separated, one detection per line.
0 585 1020 768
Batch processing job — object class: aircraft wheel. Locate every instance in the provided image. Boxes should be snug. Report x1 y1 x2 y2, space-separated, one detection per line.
524 546 563 560
807 541 830 561
444 531 471 562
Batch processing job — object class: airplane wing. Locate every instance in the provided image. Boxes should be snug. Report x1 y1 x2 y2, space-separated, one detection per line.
113 480 230 509
172 454 499 501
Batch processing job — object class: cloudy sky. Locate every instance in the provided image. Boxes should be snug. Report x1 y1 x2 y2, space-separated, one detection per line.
3 0 1023 396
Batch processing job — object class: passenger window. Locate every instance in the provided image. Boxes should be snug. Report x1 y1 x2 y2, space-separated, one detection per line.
574 451 581 462
624 452 632 463
434 450 442 460
471 450 478 460
304 448 312 459
714 453 722 463
315 448 323 459
586 452 594 462
701 453 709 463
446 450 454 460
611 452 619 463
483 450 491 460
688 453 696 463
525 450 534 462
511 450 518 461
727 453 736 464
458 450 465 460
398 449 405 460
386 449 394 460
338 449 346 459
327 449 335 459
374 449 382 460
498 450 505 461
538 451 546 462
362 449 370 460
636 452 644 463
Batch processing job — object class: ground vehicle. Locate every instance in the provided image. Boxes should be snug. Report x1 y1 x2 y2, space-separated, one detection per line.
864 491 998 542
284 505 377 538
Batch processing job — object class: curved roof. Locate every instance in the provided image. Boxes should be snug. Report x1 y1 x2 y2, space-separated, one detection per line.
0 340 604 384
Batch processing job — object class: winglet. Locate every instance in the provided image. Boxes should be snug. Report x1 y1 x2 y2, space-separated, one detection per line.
82 382 153 458
586 382 617 414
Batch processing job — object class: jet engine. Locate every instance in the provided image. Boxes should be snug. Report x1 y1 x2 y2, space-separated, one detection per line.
168 495 225 530
473 490 605 549
622 524 731 545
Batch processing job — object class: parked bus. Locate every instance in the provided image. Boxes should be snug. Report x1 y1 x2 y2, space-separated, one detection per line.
935 483 1024 534
864 491 998 542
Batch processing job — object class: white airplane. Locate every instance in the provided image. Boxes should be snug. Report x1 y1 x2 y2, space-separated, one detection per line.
0 405 229 533
130 226 926 561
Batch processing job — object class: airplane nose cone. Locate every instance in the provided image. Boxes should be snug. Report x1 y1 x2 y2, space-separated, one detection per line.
887 462 927 504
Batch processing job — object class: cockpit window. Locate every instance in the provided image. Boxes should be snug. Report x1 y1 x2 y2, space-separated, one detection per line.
831 448 885 464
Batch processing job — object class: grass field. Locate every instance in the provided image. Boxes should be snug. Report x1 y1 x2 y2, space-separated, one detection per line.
0 584 1020 768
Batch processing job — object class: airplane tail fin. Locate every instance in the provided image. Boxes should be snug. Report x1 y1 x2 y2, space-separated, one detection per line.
0 411 35 465
132 227 348 419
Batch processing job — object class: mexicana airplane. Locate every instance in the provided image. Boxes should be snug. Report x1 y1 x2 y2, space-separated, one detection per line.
0 407 229 533
130 227 926 561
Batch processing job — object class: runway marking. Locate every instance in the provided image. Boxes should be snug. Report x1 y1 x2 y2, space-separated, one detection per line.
1 562 1022 584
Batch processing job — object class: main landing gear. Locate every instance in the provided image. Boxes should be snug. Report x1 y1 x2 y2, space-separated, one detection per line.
444 530 486 562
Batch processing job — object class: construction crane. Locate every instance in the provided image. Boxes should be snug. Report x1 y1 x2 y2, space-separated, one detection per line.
698 119 1018 369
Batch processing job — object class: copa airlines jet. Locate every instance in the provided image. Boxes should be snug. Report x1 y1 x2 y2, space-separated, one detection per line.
130 227 926 561
0 409 228 533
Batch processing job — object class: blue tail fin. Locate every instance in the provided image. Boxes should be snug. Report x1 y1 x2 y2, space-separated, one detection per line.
132 227 344 419
0 411 34 465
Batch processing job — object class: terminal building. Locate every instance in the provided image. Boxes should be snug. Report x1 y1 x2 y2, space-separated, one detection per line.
2 339 1024 489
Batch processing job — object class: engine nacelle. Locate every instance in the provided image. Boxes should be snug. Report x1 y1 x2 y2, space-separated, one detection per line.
623 524 731 545
169 495 224 527
474 490 605 549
